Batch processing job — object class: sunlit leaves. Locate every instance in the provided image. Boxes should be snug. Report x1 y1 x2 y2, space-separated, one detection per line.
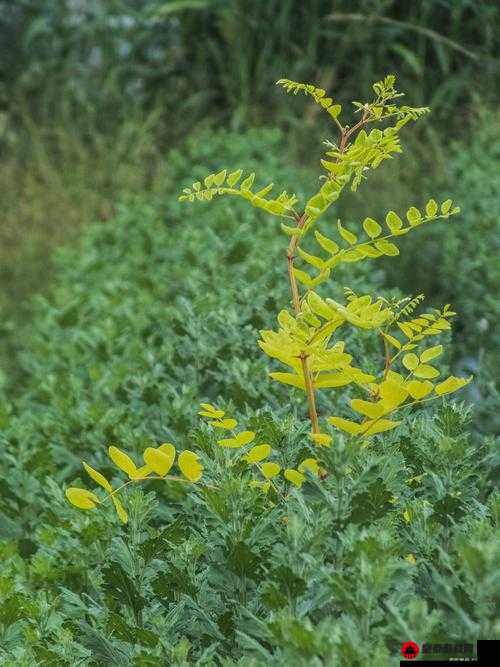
276 79 342 121
209 418 237 429
108 446 138 479
143 445 175 476
178 451 203 482
178 168 298 218
435 375 472 395
83 462 112 493
420 345 443 363
403 353 419 371
406 379 434 399
244 444 271 463
284 469 305 487
218 431 256 448
310 432 332 447
385 210 403 233
261 462 281 479
362 217 382 239
66 487 100 510
337 220 357 245
111 496 128 524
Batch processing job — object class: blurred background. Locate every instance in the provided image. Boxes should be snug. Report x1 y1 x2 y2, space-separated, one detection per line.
0 0 499 434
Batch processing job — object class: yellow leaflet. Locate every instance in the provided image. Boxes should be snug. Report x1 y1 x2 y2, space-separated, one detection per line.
413 364 440 379
425 199 438 217
361 419 401 436
385 210 403 233
314 230 339 255
406 379 434 399
260 462 281 479
66 487 100 510
434 375 472 396
199 402 225 419
350 399 385 420
297 247 326 270
298 458 320 476
83 462 112 493
379 328 402 347
269 372 306 390
405 554 417 565
420 345 443 363
143 444 175 477
362 217 382 239
244 444 271 463
178 450 203 482
310 433 332 447
218 430 256 448
112 496 128 524
378 380 409 409
337 220 357 245
108 446 138 479
208 418 238 429
284 469 305 488
402 353 419 371
327 416 362 435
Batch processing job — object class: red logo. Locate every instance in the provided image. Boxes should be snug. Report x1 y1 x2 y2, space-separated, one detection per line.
401 641 420 660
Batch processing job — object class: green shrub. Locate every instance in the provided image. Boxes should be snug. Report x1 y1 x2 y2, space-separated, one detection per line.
0 83 496 665
384 109 500 433
0 406 497 663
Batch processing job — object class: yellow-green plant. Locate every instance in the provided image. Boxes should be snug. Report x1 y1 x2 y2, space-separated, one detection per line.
179 74 470 441
65 75 471 521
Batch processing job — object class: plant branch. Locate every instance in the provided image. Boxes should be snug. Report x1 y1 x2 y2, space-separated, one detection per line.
287 214 320 433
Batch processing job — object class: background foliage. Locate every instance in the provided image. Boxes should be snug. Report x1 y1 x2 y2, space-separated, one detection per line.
0 0 499 662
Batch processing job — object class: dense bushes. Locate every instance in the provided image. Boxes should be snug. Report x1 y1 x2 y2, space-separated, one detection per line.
0 127 498 663
386 109 500 434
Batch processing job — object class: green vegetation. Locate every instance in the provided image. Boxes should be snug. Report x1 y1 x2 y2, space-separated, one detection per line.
0 1 498 663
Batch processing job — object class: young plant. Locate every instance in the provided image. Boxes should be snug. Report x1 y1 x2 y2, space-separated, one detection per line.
179 75 470 443
66 75 471 519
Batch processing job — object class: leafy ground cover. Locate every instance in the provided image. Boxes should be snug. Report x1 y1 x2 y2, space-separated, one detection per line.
0 127 498 664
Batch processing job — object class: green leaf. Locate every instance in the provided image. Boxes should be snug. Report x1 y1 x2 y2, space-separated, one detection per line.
337 220 357 245
226 169 243 187
441 199 452 214
314 230 339 254
375 239 399 256
362 217 382 239
297 247 325 270
420 344 443 363
240 173 255 190
213 169 226 187
402 353 419 371
385 211 404 233
281 223 303 237
406 206 422 225
413 364 440 379
425 199 438 216
65 487 100 510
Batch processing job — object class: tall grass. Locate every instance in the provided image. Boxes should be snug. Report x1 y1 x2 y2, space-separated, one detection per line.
0 100 168 317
